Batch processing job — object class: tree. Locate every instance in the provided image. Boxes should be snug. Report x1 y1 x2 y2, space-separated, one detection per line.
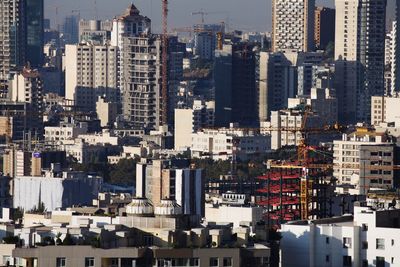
2 235 19 244
62 233 75 245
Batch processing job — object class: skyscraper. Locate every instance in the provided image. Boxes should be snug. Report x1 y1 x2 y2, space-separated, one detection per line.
314 6 335 50
122 35 162 131
111 4 151 101
26 0 44 67
0 0 26 94
387 1 400 95
272 0 315 52
62 15 79 45
335 0 387 123
214 43 258 127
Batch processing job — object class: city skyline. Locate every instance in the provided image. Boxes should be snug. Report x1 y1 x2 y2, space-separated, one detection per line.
45 0 335 32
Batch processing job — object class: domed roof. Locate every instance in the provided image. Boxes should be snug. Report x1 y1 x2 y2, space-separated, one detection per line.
126 198 154 216
154 199 182 217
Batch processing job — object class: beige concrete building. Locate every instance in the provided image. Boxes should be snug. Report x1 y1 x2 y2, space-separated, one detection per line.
9 67 44 136
96 97 118 128
65 43 118 112
333 128 396 194
174 100 214 150
371 95 400 126
272 0 315 52
13 245 270 267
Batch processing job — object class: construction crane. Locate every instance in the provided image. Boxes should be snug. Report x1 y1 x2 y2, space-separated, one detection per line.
161 0 169 125
191 10 229 25
191 10 207 24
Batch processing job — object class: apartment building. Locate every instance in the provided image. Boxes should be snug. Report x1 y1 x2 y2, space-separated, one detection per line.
9 67 44 136
334 0 387 123
65 43 118 112
371 96 400 126
272 0 315 52
174 100 215 150
281 202 400 267
191 125 271 161
333 128 397 194
122 35 162 131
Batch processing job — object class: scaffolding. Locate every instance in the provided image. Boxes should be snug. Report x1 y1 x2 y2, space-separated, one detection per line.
256 157 335 226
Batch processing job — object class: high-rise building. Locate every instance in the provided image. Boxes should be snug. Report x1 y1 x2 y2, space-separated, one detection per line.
214 43 258 127
122 35 162 131
79 19 112 44
335 0 387 123
65 43 119 112
259 51 323 122
387 1 400 95
62 15 79 45
0 0 26 94
214 45 232 126
111 4 151 94
26 0 44 67
314 7 335 50
9 67 44 136
272 0 315 52
259 52 296 122
192 23 225 60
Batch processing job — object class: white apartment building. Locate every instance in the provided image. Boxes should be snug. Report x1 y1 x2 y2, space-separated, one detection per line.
65 43 118 112
174 100 215 150
44 122 88 143
371 96 400 126
77 130 119 146
111 4 151 93
333 128 396 195
60 139 106 164
191 126 271 161
281 202 400 267
271 0 315 52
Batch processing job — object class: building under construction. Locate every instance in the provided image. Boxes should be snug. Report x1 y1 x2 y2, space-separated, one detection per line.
256 164 335 226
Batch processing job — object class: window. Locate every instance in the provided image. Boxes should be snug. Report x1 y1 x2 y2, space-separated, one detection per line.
110 258 118 267
326 237 330 244
343 237 352 248
210 258 219 267
223 258 232 267
85 258 95 267
376 238 385 249
392 239 395 246
326 255 330 262
362 224 368 231
376 257 385 267
56 258 66 267
189 258 200 267
343 256 352 267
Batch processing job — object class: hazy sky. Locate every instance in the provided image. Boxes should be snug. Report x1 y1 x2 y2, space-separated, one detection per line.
45 0 334 32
